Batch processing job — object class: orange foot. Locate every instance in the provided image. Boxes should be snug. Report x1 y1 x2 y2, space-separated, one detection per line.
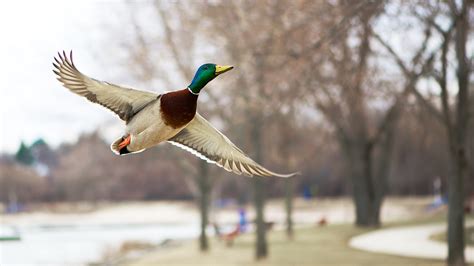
118 135 131 150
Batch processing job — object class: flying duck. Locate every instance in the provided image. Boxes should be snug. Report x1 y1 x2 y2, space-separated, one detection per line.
53 51 297 178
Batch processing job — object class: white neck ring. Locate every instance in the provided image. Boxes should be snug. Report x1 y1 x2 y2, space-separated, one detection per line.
187 87 199 95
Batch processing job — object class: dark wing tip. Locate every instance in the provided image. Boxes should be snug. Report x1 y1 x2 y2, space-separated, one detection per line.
69 50 75 67
53 49 74 66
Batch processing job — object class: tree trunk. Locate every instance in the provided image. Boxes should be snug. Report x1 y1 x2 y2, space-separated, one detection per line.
282 124 294 239
254 176 267 259
447 148 466 266
252 119 268 259
447 2 470 264
284 178 294 239
352 179 379 226
197 160 210 252
348 142 380 227
372 116 397 227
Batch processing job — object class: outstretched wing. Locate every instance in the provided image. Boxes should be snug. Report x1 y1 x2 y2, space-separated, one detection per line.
53 51 158 122
168 113 298 178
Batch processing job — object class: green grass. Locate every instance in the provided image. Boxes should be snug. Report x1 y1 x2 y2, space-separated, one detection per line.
431 225 474 246
467 227 474 246
126 222 444 266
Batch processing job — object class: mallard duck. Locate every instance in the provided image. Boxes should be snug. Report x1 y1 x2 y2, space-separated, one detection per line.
53 51 296 178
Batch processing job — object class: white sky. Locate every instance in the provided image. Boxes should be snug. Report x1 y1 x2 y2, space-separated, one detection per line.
0 1 471 154
0 0 130 153
0 0 220 154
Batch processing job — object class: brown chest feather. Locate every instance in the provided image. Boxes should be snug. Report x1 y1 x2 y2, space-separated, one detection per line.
160 89 198 128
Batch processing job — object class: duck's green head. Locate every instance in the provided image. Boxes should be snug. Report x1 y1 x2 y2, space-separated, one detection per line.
188 64 233 95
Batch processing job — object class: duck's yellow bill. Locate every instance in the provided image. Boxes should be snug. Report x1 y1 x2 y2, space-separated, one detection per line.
215 65 234 75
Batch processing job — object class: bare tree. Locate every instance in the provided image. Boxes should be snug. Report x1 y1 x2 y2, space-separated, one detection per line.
279 110 297 239
376 1 472 265
288 1 387 226
196 0 318 257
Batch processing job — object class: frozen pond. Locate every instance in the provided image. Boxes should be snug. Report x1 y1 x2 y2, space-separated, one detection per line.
0 197 425 265
0 222 198 266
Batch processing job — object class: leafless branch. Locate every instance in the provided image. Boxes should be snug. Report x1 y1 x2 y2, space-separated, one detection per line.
154 2 194 79
374 31 445 123
373 33 410 75
371 90 407 146
437 28 454 133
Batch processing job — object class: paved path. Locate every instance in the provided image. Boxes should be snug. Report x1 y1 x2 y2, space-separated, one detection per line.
349 220 474 262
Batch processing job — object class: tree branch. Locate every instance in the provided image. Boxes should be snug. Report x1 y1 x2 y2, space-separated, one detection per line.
373 33 410 75
313 87 349 143
437 28 454 134
154 2 194 79
374 32 445 124
371 90 407 146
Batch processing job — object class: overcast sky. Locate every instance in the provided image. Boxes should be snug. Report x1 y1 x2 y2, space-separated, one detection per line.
0 0 220 154
0 0 131 153
0 1 471 154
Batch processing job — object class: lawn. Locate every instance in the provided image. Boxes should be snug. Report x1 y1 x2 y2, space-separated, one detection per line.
468 227 474 246
126 222 444 266
431 225 474 246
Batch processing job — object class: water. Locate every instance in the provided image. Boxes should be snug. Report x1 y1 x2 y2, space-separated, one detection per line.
0 223 198 266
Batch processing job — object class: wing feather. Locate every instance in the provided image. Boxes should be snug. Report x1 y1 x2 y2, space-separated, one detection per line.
53 51 158 122
169 113 298 178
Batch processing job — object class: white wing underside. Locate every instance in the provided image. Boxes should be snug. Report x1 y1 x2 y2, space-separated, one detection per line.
169 113 297 178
